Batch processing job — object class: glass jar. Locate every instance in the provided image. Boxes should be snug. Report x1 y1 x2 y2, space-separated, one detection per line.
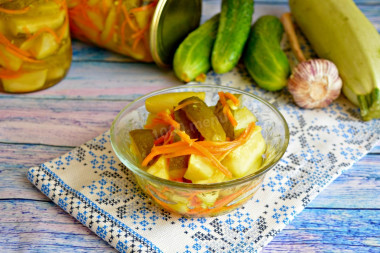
67 0 201 67
0 0 72 93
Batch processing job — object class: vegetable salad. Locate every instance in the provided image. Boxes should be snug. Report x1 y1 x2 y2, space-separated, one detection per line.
129 91 267 216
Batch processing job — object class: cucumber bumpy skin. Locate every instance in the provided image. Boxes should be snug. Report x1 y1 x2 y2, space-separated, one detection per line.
211 0 254 74
173 14 220 83
290 0 380 121
243 15 290 91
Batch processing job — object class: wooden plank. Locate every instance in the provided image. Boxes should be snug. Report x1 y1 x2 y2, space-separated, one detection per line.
1 142 378 208
309 156 380 209
264 208 380 252
1 200 378 252
0 200 115 253
0 98 128 146
0 143 71 200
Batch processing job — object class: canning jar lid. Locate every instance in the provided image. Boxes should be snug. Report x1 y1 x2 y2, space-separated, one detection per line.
150 0 202 68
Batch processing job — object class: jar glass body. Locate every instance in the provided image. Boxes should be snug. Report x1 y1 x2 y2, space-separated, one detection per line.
67 0 157 62
0 0 72 93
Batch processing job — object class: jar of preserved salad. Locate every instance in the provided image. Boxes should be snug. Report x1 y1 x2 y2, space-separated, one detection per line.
0 0 72 93
67 0 202 67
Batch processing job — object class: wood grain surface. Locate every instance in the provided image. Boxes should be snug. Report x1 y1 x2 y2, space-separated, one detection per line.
0 0 379 252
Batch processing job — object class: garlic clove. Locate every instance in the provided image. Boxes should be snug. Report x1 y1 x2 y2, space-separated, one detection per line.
288 59 343 108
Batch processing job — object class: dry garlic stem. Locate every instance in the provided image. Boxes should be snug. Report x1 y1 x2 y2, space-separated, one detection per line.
281 13 342 108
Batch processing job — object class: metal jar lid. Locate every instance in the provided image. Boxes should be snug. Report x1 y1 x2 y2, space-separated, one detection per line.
150 0 202 68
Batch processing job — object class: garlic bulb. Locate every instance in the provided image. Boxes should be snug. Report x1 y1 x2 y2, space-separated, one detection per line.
288 59 342 108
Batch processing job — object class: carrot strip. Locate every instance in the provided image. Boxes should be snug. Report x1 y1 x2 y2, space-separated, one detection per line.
156 111 180 129
153 135 166 145
23 27 60 45
132 36 142 51
218 91 227 107
224 105 237 127
225 92 240 106
219 91 238 127
174 100 200 111
163 148 202 159
129 0 158 13
0 68 24 79
122 5 138 32
0 6 30 14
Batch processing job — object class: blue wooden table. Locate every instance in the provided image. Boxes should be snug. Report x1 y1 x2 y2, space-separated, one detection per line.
0 0 379 252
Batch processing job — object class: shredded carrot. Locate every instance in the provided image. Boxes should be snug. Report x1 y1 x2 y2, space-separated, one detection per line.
129 0 158 13
225 92 240 106
218 91 227 107
0 68 24 79
218 91 238 127
0 36 43 63
0 6 30 14
122 5 138 32
153 135 166 146
143 122 256 176
164 148 203 159
174 100 200 111
156 111 180 129
223 105 238 127
23 27 60 45
132 36 142 51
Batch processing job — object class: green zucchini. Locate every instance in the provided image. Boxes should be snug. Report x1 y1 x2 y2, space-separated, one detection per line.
173 14 220 83
211 0 254 74
243 15 290 91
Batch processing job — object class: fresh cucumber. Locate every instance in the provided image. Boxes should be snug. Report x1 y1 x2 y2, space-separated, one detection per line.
211 0 254 74
243 15 290 91
173 14 220 83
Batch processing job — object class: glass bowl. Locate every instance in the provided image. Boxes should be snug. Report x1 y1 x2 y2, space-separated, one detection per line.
110 85 289 217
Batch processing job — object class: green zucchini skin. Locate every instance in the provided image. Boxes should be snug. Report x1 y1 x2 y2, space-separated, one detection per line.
173 14 220 83
243 15 290 91
211 0 254 74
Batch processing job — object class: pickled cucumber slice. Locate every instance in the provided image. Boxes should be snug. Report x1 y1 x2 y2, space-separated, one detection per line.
9 9 66 36
2 69 48 93
145 92 206 114
129 129 155 162
20 32 59 59
0 45 23 71
146 156 170 180
214 101 234 139
221 126 266 177
174 109 199 139
180 97 226 141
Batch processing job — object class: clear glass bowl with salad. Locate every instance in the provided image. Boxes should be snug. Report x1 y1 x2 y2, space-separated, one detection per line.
111 85 289 217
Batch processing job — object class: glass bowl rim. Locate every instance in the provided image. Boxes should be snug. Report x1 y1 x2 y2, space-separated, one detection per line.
110 84 289 190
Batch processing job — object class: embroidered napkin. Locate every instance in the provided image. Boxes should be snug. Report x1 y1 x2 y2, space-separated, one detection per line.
28 33 380 252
